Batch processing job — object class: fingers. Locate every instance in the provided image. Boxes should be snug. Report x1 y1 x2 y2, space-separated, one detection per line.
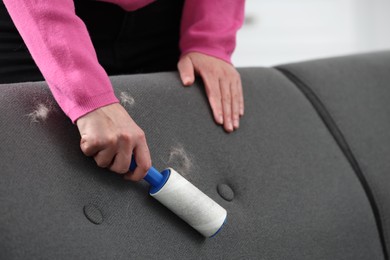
230 80 240 129
178 55 195 86
237 77 244 116
94 147 117 168
220 79 233 132
77 103 152 182
124 137 152 181
202 73 242 132
108 135 132 174
80 135 103 157
203 75 223 125
226 77 243 131
108 153 131 174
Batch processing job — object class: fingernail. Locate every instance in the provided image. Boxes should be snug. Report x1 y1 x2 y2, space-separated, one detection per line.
234 119 239 129
184 77 191 85
218 115 223 124
228 121 233 131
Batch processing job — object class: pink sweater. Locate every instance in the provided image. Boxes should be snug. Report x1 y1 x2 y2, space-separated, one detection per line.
3 0 244 123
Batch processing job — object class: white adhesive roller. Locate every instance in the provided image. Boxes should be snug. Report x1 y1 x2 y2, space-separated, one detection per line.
151 168 227 237
130 159 227 237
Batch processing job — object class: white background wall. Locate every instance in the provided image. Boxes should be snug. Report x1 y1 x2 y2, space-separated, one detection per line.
233 0 390 66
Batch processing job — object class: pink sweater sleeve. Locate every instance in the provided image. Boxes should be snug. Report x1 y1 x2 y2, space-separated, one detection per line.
3 0 119 123
180 0 245 64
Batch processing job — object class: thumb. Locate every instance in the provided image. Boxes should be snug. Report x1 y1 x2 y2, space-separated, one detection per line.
178 55 195 86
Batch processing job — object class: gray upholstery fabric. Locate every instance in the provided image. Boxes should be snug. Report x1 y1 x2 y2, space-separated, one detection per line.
0 68 383 259
279 51 390 257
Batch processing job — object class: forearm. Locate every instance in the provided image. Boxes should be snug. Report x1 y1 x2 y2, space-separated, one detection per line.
180 0 245 64
3 0 118 123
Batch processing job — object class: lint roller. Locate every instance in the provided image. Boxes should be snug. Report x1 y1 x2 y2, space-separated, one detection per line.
130 158 227 237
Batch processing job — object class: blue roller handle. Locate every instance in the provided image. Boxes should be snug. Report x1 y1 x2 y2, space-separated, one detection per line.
130 156 164 188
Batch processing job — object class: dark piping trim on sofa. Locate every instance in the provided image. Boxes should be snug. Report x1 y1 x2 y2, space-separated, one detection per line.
277 67 389 260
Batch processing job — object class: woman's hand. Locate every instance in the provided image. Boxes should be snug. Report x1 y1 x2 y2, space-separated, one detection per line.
76 103 151 181
178 52 244 132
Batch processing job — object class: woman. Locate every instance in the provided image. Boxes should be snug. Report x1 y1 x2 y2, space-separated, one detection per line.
1 0 245 180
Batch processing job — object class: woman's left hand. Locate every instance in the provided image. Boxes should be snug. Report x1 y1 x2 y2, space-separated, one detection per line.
177 52 244 133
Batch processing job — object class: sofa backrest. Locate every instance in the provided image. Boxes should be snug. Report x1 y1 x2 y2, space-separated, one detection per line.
0 54 388 259
279 51 390 259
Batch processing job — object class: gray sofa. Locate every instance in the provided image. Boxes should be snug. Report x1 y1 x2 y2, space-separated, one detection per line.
1 52 389 259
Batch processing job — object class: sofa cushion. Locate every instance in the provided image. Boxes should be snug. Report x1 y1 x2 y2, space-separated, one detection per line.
0 68 383 259
278 51 390 258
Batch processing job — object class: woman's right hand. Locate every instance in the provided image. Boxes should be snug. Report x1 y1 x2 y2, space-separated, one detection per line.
76 103 151 181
